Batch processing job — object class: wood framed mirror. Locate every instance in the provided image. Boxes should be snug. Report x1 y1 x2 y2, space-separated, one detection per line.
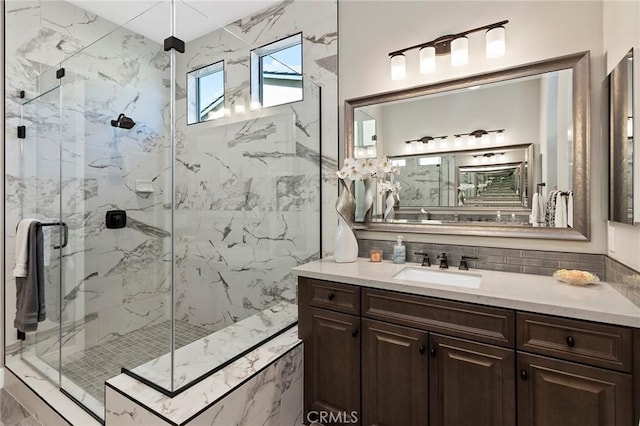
345 51 590 240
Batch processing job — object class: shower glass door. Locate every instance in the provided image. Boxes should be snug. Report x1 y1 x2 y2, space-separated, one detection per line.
14 67 64 396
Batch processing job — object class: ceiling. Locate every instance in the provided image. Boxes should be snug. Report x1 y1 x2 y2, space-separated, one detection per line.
66 0 281 44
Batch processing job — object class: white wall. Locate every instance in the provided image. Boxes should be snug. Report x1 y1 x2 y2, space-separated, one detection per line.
378 78 541 157
340 0 607 253
604 0 640 270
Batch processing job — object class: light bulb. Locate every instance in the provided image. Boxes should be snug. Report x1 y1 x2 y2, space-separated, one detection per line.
455 136 462 146
390 54 406 80
419 46 436 74
439 137 448 147
496 131 505 144
411 140 420 152
481 134 489 144
468 135 476 145
451 36 469 67
486 26 506 59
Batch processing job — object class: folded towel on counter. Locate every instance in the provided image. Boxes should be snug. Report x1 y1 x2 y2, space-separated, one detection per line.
14 221 46 332
13 219 38 277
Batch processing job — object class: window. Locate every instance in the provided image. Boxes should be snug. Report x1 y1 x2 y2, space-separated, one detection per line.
251 34 303 109
187 61 224 124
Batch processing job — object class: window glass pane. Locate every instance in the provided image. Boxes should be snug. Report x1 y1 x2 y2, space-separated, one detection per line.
261 42 302 107
187 61 224 125
199 70 224 121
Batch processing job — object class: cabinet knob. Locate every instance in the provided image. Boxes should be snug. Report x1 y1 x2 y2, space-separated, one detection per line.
429 347 436 357
327 292 335 301
520 370 528 381
419 345 426 354
566 335 575 347
352 329 358 338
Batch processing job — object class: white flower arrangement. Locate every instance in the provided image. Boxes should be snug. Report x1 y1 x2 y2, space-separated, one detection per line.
457 183 476 191
379 180 401 194
336 156 398 181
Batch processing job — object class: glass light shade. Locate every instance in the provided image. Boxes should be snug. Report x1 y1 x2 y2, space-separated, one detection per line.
628 117 633 138
451 36 469 67
486 27 506 59
455 136 462 146
390 54 406 80
496 131 505 144
419 46 436 74
481 134 489 144
411 140 420 152
467 135 476 145
405 142 414 153
439 137 448 147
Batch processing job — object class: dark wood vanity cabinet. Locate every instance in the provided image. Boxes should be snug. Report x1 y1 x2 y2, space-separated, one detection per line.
517 353 632 426
298 277 636 426
362 319 428 426
429 333 516 426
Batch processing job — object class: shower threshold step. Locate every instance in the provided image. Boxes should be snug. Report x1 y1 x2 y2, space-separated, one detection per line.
105 326 302 425
124 300 297 395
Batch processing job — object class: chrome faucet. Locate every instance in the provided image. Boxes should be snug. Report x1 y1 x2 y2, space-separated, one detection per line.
437 253 448 269
459 255 478 271
414 252 431 267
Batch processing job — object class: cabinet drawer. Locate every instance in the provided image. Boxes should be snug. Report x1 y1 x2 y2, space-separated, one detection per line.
517 313 632 372
299 277 360 315
362 288 514 347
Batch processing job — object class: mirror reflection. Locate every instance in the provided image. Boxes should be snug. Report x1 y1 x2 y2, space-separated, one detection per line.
354 68 576 228
609 49 634 224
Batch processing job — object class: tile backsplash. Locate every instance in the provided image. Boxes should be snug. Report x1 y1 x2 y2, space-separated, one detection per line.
358 239 606 278
605 257 640 307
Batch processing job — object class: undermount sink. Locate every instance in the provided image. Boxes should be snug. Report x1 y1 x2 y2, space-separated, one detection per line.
393 267 482 289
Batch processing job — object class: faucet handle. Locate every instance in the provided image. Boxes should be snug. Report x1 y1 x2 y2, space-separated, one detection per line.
436 252 448 269
414 252 431 267
459 255 478 270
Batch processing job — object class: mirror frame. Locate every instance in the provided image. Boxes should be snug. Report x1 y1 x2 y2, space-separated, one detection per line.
609 48 634 224
345 51 590 240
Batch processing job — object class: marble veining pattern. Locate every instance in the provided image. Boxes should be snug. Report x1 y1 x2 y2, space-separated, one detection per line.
131 301 297 391
106 326 302 425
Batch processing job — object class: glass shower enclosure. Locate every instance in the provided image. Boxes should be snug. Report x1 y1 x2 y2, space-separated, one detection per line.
5 0 322 419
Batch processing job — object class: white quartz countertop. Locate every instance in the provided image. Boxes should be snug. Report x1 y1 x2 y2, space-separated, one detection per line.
293 258 640 328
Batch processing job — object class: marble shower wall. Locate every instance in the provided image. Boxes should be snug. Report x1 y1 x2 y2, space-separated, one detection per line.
5 1 172 362
172 1 336 331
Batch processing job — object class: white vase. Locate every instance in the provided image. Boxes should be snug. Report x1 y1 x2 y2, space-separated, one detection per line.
362 177 374 221
384 192 395 221
334 214 358 262
334 178 358 263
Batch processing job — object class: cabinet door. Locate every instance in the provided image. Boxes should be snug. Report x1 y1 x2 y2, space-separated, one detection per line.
517 353 633 426
362 319 428 426
429 333 516 426
305 307 360 425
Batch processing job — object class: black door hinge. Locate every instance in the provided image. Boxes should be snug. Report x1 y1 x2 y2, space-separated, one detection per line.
17 126 26 139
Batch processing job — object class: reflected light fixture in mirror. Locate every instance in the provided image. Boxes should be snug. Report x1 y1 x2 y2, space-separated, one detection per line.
486 26 506 58
388 20 508 79
451 36 469 67
391 54 406 80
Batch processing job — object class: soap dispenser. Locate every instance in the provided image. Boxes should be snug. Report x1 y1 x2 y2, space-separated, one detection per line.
393 235 406 264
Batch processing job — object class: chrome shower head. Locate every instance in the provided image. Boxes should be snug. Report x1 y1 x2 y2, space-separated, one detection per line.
110 113 136 129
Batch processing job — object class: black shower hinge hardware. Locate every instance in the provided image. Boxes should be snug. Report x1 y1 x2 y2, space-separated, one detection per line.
18 90 25 99
164 36 185 53
56 68 65 79
17 126 26 139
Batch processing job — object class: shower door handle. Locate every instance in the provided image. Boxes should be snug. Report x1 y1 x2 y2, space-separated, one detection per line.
52 223 68 249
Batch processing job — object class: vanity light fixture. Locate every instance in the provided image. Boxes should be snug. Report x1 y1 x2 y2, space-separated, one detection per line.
388 20 508 80
454 129 505 145
404 135 447 153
